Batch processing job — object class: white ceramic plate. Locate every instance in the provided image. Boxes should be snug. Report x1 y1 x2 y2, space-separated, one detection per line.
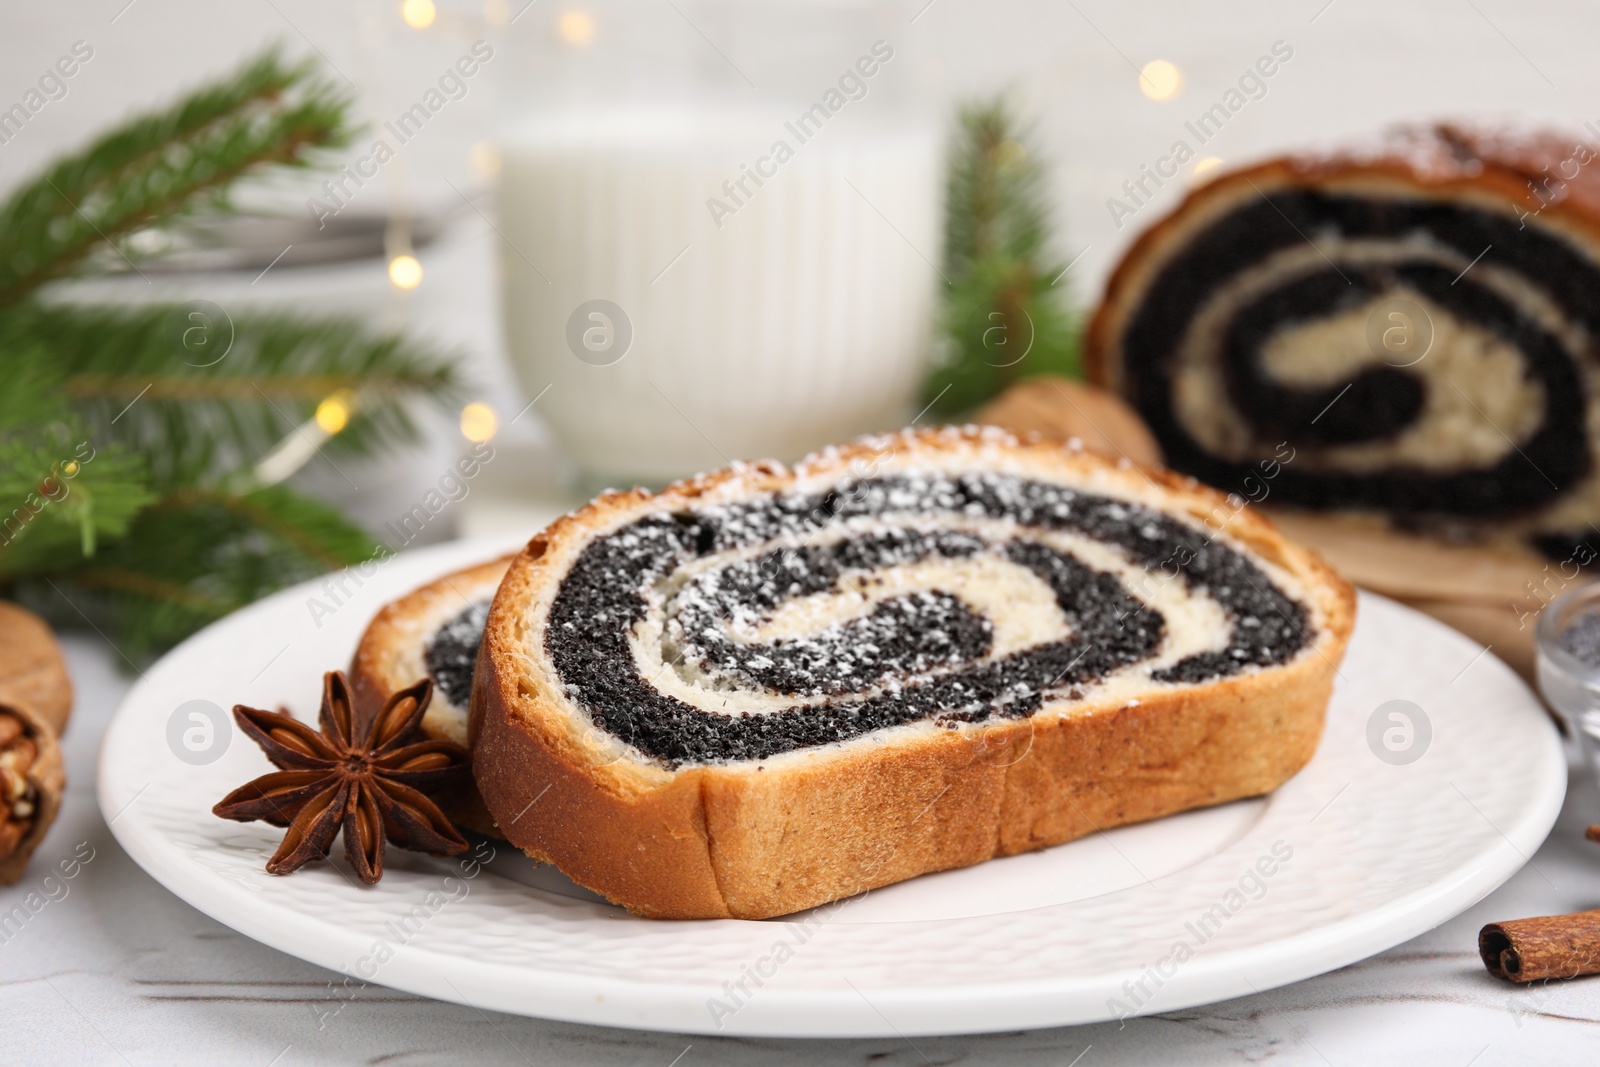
99 535 1565 1037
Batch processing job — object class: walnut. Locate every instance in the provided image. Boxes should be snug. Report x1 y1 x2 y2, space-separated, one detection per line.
0 703 65 885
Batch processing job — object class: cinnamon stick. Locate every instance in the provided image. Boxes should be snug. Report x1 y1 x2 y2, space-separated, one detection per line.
1480 911 1600 982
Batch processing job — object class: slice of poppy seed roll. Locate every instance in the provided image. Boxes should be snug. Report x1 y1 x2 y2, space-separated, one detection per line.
1088 123 1600 559
470 427 1354 919
350 554 513 835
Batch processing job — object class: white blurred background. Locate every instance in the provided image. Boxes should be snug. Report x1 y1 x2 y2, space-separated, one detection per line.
3 0 1591 527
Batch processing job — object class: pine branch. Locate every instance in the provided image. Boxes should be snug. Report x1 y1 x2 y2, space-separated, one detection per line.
0 342 69 430
925 98 1080 418
0 366 154 578
3 302 462 490
0 47 351 307
19 484 379 662
0 427 153 576
0 46 462 662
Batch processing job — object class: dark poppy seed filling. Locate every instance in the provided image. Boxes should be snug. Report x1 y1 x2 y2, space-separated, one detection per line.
677 589 995 697
1117 188 1596 548
669 529 993 696
543 473 1312 766
424 600 491 709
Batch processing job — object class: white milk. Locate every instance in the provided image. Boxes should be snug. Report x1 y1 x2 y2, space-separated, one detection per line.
497 104 941 487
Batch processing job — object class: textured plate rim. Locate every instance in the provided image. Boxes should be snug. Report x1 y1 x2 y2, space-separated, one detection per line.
97 536 1567 1038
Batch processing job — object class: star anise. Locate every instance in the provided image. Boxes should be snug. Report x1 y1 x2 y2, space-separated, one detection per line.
213 671 469 884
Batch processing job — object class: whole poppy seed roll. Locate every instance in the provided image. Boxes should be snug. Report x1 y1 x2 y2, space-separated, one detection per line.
1089 123 1600 558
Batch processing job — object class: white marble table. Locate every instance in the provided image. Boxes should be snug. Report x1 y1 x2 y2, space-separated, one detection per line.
5 630 1598 1066
9 4 1600 1060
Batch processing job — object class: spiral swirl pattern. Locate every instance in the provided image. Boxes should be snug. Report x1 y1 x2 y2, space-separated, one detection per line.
543 472 1312 765
1094 136 1600 554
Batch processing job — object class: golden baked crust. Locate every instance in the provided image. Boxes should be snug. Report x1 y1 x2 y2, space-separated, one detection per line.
349 555 513 836
471 427 1356 919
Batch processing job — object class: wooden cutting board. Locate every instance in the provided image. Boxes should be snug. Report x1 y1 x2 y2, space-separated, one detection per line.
972 376 1162 466
1258 510 1560 682
976 377 1570 682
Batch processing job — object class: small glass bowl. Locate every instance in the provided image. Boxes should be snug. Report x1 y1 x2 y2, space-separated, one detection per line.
1535 582 1600 779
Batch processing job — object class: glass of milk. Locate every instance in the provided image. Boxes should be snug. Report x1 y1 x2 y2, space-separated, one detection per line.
493 1 941 490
